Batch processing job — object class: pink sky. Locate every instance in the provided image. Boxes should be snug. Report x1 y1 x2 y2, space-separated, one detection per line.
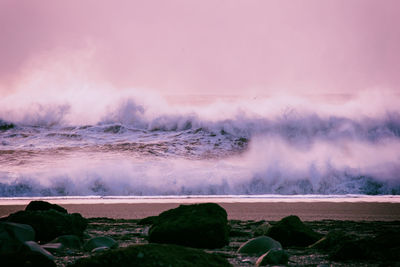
0 0 399 95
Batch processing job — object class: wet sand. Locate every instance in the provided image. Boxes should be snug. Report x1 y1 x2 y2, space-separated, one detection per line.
1 201 400 221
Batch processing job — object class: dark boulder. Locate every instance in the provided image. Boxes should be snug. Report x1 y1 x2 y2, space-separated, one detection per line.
3 209 87 242
148 203 229 249
25 200 68 213
0 222 35 243
0 222 35 255
1 239 56 267
309 230 353 251
69 243 232 267
330 230 400 261
266 215 323 247
137 215 159 225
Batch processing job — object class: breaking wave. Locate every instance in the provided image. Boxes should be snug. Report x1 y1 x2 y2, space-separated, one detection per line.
1 91 400 197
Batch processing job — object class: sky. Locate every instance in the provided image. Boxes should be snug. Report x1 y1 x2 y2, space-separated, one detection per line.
0 0 399 96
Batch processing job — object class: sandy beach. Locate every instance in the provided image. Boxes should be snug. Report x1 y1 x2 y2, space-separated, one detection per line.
2 201 400 221
2 199 400 266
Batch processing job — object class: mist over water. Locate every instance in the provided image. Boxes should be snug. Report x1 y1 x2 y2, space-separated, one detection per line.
1 87 400 197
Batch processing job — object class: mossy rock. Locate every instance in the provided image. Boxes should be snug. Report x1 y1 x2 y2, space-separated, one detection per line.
25 200 68 214
266 215 323 247
4 210 87 242
148 203 229 249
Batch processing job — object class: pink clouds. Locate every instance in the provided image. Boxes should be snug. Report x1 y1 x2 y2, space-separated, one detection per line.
0 0 399 95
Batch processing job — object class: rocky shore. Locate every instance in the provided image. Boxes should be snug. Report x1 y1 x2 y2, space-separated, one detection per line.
1 201 399 266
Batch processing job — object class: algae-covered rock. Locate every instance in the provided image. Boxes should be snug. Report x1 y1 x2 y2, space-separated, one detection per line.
148 203 229 249
25 200 68 214
267 215 323 247
4 209 87 242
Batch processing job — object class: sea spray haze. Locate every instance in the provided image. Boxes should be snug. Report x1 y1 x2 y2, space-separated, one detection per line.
1 1 400 197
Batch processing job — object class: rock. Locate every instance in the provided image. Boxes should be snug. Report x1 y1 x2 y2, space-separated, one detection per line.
0 222 35 243
266 215 323 247
137 215 159 225
83 236 118 251
148 203 229 249
256 248 290 266
0 222 35 254
41 242 64 253
1 250 56 267
253 222 271 237
49 234 82 249
2 240 56 267
69 243 232 267
237 236 282 256
309 230 350 251
25 200 68 213
4 209 87 242
24 240 54 260
330 230 400 261
91 246 110 253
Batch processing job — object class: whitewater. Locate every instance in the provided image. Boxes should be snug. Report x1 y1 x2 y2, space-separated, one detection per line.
1 90 400 197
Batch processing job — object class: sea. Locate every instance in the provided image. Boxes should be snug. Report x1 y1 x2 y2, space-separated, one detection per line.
1 91 400 202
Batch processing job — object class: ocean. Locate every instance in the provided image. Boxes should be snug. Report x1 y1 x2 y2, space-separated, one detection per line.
1 92 400 198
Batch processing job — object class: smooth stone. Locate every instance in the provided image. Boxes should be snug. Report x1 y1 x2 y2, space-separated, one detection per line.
83 236 118 251
256 248 290 266
237 236 282 256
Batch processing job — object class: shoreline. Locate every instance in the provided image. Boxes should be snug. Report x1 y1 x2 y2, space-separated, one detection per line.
1 201 400 221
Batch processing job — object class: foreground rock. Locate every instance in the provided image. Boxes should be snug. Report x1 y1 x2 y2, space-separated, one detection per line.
69 243 232 267
25 200 68 213
309 230 352 251
256 248 290 266
266 215 323 247
148 203 229 248
3 208 87 242
2 241 56 267
237 236 282 256
329 230 400 261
